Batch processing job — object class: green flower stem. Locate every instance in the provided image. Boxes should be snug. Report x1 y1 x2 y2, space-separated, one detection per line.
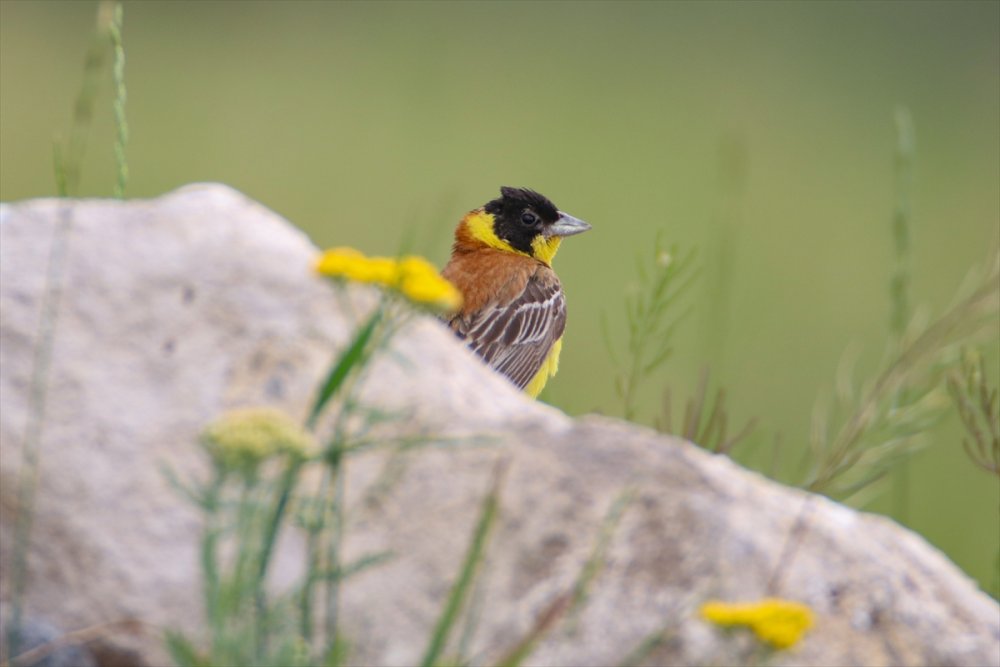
255 459 303 659
200 467 225 656
299 472 330 650
324 452 346 650
307 306 384 430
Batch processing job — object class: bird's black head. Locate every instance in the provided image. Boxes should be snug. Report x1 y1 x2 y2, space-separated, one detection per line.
483 186 563 255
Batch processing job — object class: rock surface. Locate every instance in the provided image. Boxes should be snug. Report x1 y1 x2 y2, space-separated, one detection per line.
1 184 997 667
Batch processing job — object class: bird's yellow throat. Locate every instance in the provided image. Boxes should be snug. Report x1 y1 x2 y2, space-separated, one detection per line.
464 210 562 266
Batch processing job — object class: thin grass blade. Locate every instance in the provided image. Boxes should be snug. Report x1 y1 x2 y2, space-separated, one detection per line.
307 306 383 429
492 593 572 667
420 461 507 667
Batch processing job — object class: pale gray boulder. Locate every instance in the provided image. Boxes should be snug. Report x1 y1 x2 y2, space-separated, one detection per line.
0 184 997 667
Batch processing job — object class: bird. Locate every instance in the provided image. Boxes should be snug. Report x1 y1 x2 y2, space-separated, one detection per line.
441 186 591 398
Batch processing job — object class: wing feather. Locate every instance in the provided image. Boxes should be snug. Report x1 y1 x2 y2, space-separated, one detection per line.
453 272 566 390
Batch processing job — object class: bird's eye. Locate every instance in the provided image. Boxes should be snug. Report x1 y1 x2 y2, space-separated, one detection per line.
520 211 538 227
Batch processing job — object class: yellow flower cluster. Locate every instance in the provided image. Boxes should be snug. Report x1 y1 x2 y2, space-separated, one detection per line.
315 247 462 313
201 407 316 471
700 598 814 649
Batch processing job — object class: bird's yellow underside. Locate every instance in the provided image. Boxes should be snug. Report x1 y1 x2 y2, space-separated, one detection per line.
524 337 562 398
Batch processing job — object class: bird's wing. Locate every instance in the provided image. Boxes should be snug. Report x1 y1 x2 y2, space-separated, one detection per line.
456 272 566 390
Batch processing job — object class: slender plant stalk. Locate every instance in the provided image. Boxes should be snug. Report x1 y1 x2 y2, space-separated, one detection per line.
806 262 998 495
608 239 697 422
492 594 572 667
657 367 756 456
6 4 125 657
420 461 507 667
947 348 1000 476
890 106 916 523
200 469 225 647
947 347 1000 598
765 497 815 594
54 1 118 196
700 133 747 369
4 207 75 663
488 489 636 667
566 489 635 630
299 474 330 648
617 622 680 667
255 460 303 659
307 306 384 430
889 107 915 345
324 455 346 652
109 2 128 198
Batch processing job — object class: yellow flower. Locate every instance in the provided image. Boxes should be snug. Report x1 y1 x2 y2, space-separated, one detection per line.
396 255 463 311
315 247 461 312
201 407 316 471
700 598 814 649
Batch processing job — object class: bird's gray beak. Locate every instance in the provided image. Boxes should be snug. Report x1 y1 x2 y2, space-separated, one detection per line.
546 211 592 238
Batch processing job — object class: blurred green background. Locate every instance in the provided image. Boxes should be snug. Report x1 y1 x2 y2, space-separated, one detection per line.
2 1 998 590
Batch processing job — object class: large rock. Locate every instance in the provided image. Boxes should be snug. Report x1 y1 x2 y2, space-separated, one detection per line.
1 184 997 667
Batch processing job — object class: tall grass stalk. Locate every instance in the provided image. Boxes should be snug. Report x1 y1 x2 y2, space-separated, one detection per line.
109 2 128 198
0 9 126 634
617 611 686 667
490 490 635 667
889 107 915 344
420 461 507 667
699 133 747 369
566 489 635 631
805 256 999 499
603 238 697 422
53 1 119 197
3 208 74 663
947 347 1000 598
322 459 346 655
10 9 125 648
254 460 303 658
947 348 1000 477
7 22 127 651
657 367 756 456
492 594 572 667
890 106 916 523
166 287 419 666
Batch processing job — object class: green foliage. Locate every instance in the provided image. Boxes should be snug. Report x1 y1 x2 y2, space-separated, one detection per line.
307 305 383 429
164 288 424 666
185 458 309 667
947 346 1000 599
947 347 1000 477
52 0 127 198
804 257 999 501
603 238 698 422
3 4 127 662
597 113 998 594
602 114 998 527
657 367 757 456
603 234 757 458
